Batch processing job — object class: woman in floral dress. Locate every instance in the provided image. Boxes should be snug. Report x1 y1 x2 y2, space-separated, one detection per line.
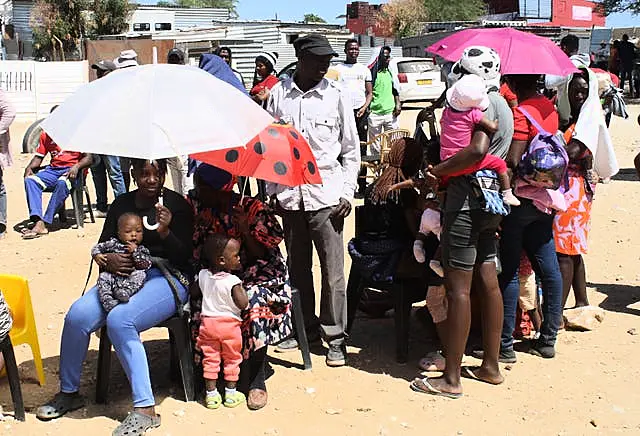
189 163 292 410
554 68 618 310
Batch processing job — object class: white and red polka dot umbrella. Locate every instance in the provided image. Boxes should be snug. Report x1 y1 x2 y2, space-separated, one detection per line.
191 121 322 187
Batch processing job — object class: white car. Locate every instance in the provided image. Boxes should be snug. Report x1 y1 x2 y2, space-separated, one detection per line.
389 57 445 105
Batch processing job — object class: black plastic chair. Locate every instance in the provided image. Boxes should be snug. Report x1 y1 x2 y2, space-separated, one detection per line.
95 311 195 404
0 336 25 421
345 205 414 364
37 168 95 229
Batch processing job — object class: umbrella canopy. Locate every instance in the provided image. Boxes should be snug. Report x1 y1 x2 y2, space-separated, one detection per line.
39 64 274 160
191 122 322 187
426 28 577 76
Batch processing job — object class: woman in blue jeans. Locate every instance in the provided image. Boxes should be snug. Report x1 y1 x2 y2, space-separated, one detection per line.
500 74 564 361
36 159 194 436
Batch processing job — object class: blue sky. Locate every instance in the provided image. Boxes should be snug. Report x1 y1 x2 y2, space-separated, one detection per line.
139 1 638 27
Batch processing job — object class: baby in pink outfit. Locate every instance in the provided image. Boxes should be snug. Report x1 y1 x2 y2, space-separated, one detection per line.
440 74 520 206
193 234 248 410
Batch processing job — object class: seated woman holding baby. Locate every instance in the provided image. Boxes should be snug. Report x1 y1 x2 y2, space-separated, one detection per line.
188 163 292 411
36 158 194 435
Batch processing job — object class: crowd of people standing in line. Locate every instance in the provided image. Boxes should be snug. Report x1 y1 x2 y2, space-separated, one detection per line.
0 30 630 434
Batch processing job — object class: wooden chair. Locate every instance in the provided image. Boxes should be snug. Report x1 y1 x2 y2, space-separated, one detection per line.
360 129 411 181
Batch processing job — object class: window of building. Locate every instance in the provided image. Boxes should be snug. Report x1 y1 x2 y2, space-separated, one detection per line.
133 23 151 32
155 23 172 31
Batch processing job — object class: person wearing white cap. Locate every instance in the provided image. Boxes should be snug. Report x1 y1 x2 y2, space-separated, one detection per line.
250 52 279 105
114 49 139 69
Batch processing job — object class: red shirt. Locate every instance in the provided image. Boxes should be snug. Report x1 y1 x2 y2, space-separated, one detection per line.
512 95 559 142
500 83 517 106
35 132 83 168
250 74 279 96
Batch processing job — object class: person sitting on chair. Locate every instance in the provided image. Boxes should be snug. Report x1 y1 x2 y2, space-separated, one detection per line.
36 158 194 436
22 106 92 239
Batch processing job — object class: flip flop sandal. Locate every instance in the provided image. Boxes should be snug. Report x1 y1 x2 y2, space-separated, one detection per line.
461 366 503 386
112 411 161 436
410 377 463 399
36 393 86 421
21 230 42 240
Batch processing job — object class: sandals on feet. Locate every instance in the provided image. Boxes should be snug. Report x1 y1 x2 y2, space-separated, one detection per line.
409 377 462 399
112 411 161 436
36 392 86 421
224 391 246 408
21 229 47 240
205 392 222 410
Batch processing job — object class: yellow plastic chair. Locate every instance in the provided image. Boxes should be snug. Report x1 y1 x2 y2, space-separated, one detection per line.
0 274 45 386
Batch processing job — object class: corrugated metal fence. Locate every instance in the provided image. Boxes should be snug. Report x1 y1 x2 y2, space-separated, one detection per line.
174 8 231 29
0 60 88 120
12 0 32 42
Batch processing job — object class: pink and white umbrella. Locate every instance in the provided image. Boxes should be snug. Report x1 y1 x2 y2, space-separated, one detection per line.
426 27 577 76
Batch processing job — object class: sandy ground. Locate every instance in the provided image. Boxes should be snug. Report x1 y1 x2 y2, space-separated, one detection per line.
1 104 640 436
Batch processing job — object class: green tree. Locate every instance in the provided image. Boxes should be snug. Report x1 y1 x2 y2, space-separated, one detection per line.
91 0 133 37
172 0 238 14
379 0 425 38
303 13 327 23
30 0 133 60
597 0 640 15
31 0 87 60
422 0 486 21
379 0 487 38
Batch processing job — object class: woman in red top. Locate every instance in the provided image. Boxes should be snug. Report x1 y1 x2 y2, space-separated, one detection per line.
499 81 518 108
250 52 279 106
498 74 563 361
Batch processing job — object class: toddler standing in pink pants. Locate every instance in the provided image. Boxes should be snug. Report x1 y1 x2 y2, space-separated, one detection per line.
193 234 248 409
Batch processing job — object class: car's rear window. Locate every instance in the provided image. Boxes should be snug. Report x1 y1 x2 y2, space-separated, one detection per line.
397 60 434 74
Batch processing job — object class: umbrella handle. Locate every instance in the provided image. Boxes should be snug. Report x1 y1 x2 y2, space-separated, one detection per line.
143 195 163 231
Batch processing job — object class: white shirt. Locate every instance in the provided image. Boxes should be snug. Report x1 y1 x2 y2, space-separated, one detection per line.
265 77 361 211
333 62 372 110
199 269 244 321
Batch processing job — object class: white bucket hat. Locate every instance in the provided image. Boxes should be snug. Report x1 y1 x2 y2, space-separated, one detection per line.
446 74 490 112
114 49 139 69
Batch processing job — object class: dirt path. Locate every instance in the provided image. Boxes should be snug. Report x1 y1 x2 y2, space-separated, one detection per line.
0 106 639 435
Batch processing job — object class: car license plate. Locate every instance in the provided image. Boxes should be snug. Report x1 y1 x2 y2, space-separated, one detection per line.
417 79 432 85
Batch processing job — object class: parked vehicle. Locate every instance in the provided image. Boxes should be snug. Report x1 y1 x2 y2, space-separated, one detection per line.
389 57 445 105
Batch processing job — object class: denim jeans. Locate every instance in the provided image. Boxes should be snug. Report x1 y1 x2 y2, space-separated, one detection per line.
59 268 187 407
25 166 79 224
499 200 562 350
91 155 126 212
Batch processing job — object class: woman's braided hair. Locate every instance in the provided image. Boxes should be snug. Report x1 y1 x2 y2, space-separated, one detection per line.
370 137 423 204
